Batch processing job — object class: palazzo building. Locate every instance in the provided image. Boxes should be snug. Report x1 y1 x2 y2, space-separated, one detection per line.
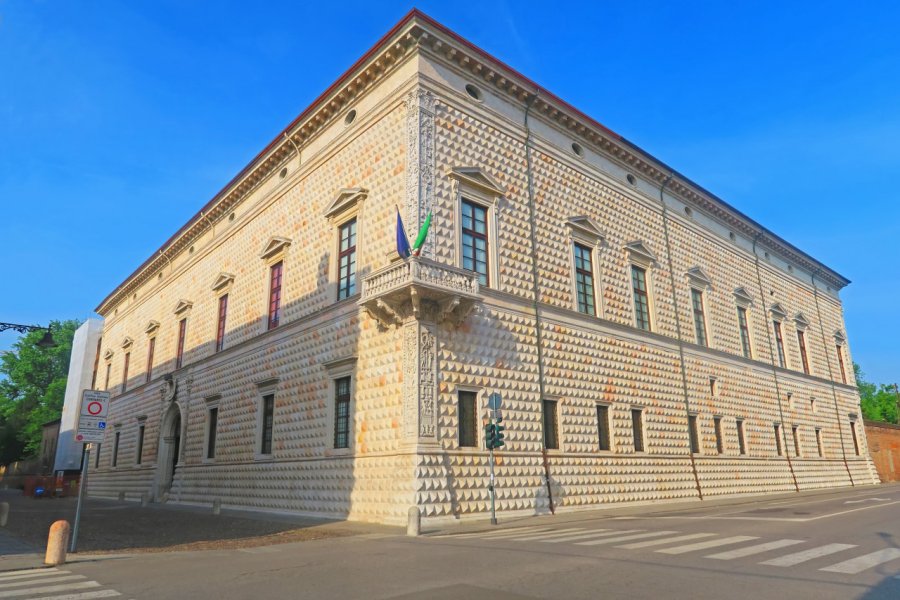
72 10 878 525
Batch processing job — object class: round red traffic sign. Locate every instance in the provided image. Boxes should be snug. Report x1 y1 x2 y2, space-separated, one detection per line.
87 401 103 416
76 434 83 441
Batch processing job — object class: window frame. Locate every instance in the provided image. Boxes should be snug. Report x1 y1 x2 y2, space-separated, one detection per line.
573 241 598 316
596 403 611 452
714 415 724 455
104 362 112 391
207 406 219 460
333 376 352 450
774 423 784 457
797 329 811 375
737 306 753 359
460 197 491 287
215 293 228 353
773 320 787 368
631 407 645 453
457 390 479 449
688 414 700 454
850 417 860 456
112 430 120 468
792 425 801 457
736 419 747 455
542 399 559 451
631 265 653 332
336 218 359 301
253 378 279 460
121 351 130 393
145 337 155 384
135 421 145 465
267 261 284 330
690 288 709 346
175 317 187 370
836 344 848 384
815 427 824 458
452 172 501 289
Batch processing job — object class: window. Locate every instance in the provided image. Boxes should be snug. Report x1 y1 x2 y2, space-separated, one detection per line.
836 345 847 384
136 424 145 465
709 377 718 397
334 376 351 449
737 307 752 358
112 431 120 467
714 416 724 454
596 404 611 451
850 419 860 456
632 408 645 452
260 394 275 455
207 407 218 459
736 419 747 455
121 352 130 393
458 391 478 448
773 321 786 368
631 266 652 331
146 337 155 383
268 261 283 330
774 424 783 456
815 428 824 457
542 399 559 450
792 425 801 457
94 443 101 469
104 363 111 391
337 219 357 300
215 294 228 353
176 318 187 369
810 397 817 413
797 330 810 375
691 289 708 346
688 415 700 454
574 243 596 316
461 199 489 286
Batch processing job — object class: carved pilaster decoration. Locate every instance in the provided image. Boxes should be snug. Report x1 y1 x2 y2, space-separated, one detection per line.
405 88 436 259
402 321 438 442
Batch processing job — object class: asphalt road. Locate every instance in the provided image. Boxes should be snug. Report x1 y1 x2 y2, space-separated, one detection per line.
7 484 900 599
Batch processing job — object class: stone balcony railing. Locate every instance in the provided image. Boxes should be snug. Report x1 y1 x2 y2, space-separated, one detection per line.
359 257 481 327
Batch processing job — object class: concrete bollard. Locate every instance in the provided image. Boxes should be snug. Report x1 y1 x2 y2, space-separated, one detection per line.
117 492 125 502
212 499 221 515
0 502 8 527
45 520 70 566
407 506 421 537
140 493 149 507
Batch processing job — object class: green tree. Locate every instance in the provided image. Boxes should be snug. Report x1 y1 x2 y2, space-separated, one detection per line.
855 363 900 424
0 320 80 463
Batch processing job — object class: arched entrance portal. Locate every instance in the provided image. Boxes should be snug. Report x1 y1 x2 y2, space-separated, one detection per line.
157 402 182 499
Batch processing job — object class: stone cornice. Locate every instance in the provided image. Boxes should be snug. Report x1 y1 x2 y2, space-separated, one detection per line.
95 9 849 316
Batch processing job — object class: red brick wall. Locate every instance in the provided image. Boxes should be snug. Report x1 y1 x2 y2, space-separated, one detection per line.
864 421 900 482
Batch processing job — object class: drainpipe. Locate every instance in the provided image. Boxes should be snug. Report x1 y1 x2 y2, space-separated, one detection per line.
656 173 703 500
523 91 554 514
751 233 799 492
810 270 854 485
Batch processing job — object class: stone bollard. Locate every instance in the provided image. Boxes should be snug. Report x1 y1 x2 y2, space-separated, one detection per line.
212 499 221 515
140 493 149 507
0 502 9 527
117 492 125 502
407 506 421 537
45 520 70 566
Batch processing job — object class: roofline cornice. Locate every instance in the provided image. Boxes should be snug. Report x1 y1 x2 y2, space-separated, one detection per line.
96 9 849 315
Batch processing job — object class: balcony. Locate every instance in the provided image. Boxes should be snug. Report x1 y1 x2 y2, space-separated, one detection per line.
359 257 481 327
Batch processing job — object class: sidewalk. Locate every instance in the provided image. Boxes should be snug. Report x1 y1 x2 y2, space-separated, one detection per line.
0 489 398 571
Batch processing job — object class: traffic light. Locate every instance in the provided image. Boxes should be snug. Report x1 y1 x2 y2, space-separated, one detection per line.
484 423 496 449
494 416 505 448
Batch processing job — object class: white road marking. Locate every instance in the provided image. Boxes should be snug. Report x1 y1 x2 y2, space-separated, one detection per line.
0 581 100 598
706 539 804 560
507 528 585 541
655 501 900 522
576 531 679 547
30 591 121 600
618 533 715 550
820 548 900 574
0 570 63 581
760 543 857 567
657 536 759 555
476 527 558 540
446 526 550 539
540 530 642 544
844 498 890 504
0 575 86 589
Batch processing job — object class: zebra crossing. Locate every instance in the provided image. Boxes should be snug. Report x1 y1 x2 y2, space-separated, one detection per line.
0 567 126 599
435 524 900 576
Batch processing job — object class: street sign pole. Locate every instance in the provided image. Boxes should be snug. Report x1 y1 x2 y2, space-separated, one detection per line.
486 392 502 526
70 444 90 553
488 441 497 526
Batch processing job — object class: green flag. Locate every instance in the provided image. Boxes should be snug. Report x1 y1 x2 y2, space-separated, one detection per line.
411 211 431 256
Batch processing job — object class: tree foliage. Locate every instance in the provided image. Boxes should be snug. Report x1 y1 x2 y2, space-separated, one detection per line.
0 320 80 463
856 363 899 424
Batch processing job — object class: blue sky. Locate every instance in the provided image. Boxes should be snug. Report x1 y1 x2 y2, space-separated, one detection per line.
1 1 898 384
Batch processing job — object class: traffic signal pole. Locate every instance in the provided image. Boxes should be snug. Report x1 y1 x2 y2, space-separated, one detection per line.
488 442 497 525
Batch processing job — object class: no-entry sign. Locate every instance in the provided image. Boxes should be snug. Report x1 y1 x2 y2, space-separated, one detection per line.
76 389 110 443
